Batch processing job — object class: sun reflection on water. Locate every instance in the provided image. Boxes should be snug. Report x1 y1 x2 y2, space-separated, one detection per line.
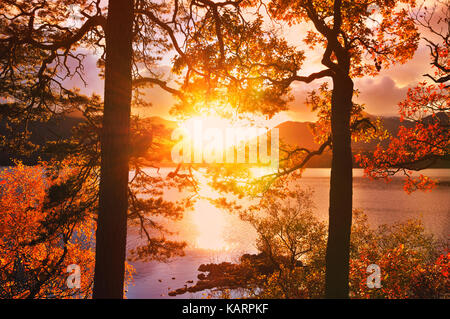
191 199 230 251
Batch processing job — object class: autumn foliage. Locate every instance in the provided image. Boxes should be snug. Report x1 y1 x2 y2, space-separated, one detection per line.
349 213 449 298
357 3 449 193
170 181 448 299
0 0 448 299
356 80 449 193
0 162 96 298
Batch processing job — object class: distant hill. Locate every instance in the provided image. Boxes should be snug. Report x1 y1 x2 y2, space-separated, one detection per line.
1 113 447 168
146 116 178 130
276 115 415 150
275 116 416 167
0 114 84 165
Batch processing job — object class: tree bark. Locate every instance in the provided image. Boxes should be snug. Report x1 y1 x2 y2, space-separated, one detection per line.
93 0 134 299
325 74 354 298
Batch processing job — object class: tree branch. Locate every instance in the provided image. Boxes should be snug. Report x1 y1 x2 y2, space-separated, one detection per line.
132 77 185 101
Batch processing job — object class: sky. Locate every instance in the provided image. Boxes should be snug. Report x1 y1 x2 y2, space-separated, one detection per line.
66 1 443 124
286 44 432 122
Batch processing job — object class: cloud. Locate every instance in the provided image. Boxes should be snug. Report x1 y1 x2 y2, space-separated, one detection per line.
382 45 431 87
355 76 412 116
286 75 414 121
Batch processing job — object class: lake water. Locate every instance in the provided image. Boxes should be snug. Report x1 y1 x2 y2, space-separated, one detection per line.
126 168 450 298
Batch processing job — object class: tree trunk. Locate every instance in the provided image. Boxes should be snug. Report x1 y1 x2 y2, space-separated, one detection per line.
325 74 354 298
93 0 134 299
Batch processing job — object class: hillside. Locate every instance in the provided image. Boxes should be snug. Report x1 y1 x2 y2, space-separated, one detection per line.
1 113 446 168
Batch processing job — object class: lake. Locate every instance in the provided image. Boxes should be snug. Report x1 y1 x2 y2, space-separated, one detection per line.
126 168 450 298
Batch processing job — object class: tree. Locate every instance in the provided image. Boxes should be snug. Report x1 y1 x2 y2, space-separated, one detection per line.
0 0 429 299
0 162 97 298
91 0 134 298
357 1 449 193
168 0 419 298
0 0 163 298
349 212 448 299
1 0 276 298
243 0 420 298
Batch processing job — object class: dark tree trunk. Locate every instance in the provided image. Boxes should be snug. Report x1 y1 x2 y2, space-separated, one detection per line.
325 74 354 298
93 0 134 299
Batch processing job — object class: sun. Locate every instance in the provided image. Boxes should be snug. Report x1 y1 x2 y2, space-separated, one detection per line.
176 114 256 161
176 112 287 154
